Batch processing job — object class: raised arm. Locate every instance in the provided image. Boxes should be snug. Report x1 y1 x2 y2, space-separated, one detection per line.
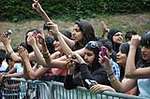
18 46 49 79
46 22 75 48
125 35 150 78
32 0 52 22
18 46 34 79
100 21 109 38
60 33 75 49
0 33 21 61
27 34 47 67
32 1 75 48
47 22 85 63
36 33 69 68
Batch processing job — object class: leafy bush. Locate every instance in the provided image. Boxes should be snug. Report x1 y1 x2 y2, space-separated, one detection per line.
0 0 149 21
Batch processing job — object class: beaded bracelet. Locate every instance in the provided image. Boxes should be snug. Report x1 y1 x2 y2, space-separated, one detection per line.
43 52 49 59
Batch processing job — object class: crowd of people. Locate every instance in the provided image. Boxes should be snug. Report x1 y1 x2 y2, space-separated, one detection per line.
0 0 150 98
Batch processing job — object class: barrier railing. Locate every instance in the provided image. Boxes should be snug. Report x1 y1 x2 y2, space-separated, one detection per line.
0 78 39 99
0 78 145 99
51 81 144 99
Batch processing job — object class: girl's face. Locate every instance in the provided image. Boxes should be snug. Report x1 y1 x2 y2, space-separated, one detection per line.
83 48 95 65
72 24 83 43
116 51 127 68
112 32 123 44
141 47 150 61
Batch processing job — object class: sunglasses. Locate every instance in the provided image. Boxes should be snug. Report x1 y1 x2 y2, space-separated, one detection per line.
85 41 99 49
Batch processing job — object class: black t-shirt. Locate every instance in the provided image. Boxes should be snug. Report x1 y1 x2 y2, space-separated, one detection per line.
64 63 110 89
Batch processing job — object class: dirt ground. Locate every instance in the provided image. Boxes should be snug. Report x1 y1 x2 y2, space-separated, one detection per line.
0 13 150 47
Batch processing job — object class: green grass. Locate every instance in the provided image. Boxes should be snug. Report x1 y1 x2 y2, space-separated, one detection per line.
0 13 149 47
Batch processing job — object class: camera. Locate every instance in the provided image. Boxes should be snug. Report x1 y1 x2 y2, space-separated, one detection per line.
4 29 13 36
85 79 97 88
43 23 50 31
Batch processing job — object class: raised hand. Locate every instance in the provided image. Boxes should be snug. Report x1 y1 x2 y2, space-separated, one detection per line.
66 54 77 67
18 46 29 60
32 0 42 12
99 55 112 73
0 33 11 46
100 21 109 38
27 34 37 47
46 22 59 36
101 21 109 33
37 34 45 45
66 54 77 74
130 35 141 48
37 34 48 52
32 0 53 23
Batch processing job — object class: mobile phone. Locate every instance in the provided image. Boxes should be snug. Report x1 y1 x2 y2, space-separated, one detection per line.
85 79 97 88
4 29 13 36
99 46 108 57
43 23 50 31
99 46 108 63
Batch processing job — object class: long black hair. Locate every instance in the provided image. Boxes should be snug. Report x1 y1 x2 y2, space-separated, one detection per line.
107 29 122 53
73 20 97 50
21 29 41 53
138 31 150 67
141 31 150 48
84 41 102 72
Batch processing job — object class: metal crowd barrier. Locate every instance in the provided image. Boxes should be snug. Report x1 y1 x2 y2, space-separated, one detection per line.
51 81 144 99
0 78 145 99
0 78 39 99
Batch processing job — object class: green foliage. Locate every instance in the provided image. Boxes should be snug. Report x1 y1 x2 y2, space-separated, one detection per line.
0 0 149 21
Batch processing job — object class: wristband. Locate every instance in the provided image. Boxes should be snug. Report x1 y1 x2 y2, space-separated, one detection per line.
107 72 114 78
107 73 117 83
